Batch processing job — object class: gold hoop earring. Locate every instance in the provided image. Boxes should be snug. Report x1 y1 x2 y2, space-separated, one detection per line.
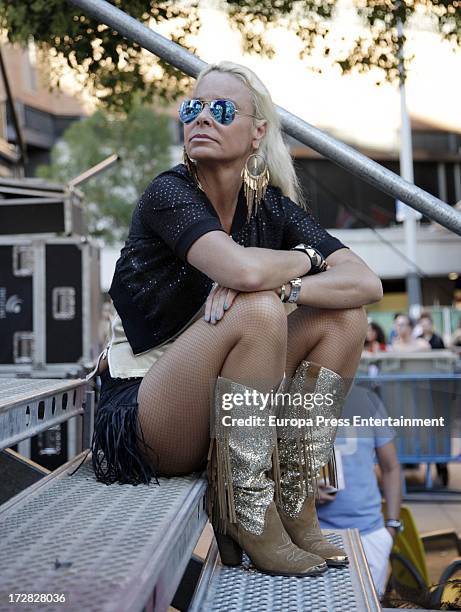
241 153 269 221
183 146 203 191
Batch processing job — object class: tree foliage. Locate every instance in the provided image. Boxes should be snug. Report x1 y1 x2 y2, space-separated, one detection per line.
0 0 459 111
36 103 172 243
225 0 461 82
0 0 200 111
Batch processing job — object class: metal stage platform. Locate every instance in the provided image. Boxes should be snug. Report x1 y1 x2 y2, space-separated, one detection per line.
0 455 208 612
190 528 381 611
0 377 87 451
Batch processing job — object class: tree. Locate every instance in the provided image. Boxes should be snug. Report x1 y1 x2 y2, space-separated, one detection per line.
0 0 459 111
37 102 172 243
0 0 200 112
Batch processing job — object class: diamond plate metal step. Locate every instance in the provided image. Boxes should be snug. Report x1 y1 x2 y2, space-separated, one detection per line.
0 378 87 451
0 453 208 612
190 528 381 612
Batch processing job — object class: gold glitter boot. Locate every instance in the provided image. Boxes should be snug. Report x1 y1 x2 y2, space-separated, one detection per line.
206 374 328 577
274 360 349 567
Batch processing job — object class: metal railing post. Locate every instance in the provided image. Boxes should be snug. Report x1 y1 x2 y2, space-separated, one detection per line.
67 0 461 236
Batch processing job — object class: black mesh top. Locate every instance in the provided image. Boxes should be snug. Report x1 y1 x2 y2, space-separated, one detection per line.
109 163 347 354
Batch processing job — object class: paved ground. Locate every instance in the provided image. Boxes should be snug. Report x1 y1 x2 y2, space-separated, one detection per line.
404 462 461 584
406 462 461 532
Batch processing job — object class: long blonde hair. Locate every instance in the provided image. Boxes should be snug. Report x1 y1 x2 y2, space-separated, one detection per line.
194 61 306 209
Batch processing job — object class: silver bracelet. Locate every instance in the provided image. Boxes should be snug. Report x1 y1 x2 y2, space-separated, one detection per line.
287 278 302 303
280 283 287 303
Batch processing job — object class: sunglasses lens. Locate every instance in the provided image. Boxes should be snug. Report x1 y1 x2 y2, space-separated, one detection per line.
210 99 236 125
179 99 203 123
179 99 237 125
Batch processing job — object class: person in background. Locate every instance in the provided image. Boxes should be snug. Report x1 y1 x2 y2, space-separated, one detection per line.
317 384 402 598
417 312 445 350
452 324 461 345
364 321 387 354
387 312 403 346
390 314 430 352
450 323 461 356
416 312 448 485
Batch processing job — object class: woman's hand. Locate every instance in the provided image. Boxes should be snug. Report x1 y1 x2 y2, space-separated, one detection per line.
204 283 239 324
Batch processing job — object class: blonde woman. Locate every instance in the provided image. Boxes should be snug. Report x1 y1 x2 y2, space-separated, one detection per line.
91 61 382 577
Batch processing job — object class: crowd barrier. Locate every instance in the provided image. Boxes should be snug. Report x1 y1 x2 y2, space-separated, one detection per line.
356 353 461 490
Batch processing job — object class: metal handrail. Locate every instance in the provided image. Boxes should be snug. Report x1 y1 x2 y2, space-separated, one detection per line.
67 0 461 236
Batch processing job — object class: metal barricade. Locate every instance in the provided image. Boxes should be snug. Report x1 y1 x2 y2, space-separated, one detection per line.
355 373 461 488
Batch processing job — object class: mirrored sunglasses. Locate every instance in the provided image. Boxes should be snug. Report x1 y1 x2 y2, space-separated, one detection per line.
179 98 259 126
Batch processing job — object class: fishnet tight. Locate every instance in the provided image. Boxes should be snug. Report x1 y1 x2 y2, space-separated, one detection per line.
137 292 367 477
285 305 368 389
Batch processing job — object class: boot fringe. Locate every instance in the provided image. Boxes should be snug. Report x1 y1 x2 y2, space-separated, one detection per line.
206 435 237 535
272 437 282 506
300 427 338 499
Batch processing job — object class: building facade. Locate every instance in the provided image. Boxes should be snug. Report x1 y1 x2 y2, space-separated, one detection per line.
0 43 86 177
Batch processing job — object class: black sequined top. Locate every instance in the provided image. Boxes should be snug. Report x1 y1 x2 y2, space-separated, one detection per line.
109 164 347 354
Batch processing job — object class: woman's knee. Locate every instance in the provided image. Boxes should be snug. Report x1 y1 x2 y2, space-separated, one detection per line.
295 305 368 340
232 290 287 328
330 306 368 340
226 290 288 348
